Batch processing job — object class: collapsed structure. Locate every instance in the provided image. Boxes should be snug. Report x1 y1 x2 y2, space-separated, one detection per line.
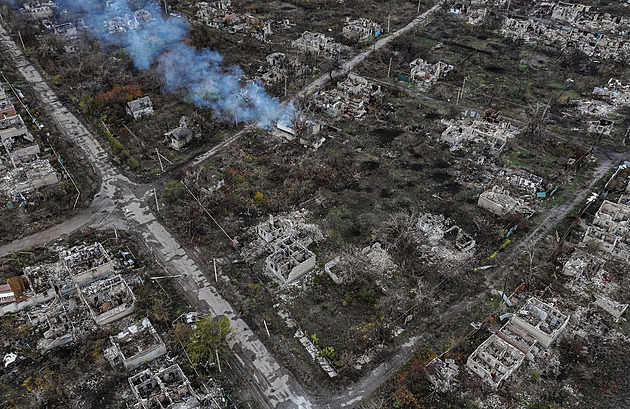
251 212 323 284
440 115 517 156
501 16 629 61
467 298 569 388
314 73 383 119
409 59 453 89
0 242 136 352
128 364 222 409
342 18 382 42
0 89 59 202
292 31 350 59
478 186 533 217
105 317 167 371
582 199 630 260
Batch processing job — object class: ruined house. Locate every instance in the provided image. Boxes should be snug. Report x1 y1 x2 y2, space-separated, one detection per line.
409 59 453 89
440 117 516 154
562 251 605 277
78 273 135 326
314 73 382 119
478 186 532 217
0 284 16 304
61 242 113 284
0 89 17 118
128 364 207 409
466 334 527 389
501 168 543 194
592 78 630 106
0 113 33 143
22 2 55 19
551 2 591 23
266 237 316 283
594 293 628 320
582 200 630 259
292 31 349 59
126 96 154 120
53 22 78 38
342 18 382 42
502 16 630 62
0 159 59 200
256 214 294 242
467 297 567 388
164 116 193 151
105 317 167 371
426 357 459 392
588 119 614 135
511 298 569 349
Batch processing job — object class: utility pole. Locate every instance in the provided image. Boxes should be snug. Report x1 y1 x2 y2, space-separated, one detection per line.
284 75 287 97
156 148 164 172
456 77 466 105
418 0 421 14
214 258 218 282
387 57 393 78
215 350 222 373
153 188 160 212
387 15 391 33
17 31 25 51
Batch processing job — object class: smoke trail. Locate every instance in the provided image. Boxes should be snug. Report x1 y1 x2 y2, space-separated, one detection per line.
55 0 292 127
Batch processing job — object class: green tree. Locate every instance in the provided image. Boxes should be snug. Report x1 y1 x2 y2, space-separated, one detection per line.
184 315 232 369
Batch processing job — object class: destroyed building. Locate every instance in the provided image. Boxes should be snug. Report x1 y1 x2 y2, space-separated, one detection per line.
478 186 532 217
314 73 383 119
592 78 630 107
252 212 323 283
0 284 16 304
0 112 33 142
292 31 349 59
594 293 628 321
129 364 210 409
501 16 630 62
126 96 154 120
426 357 459 392
0 89 17 118
61 242 113 284
511 298 569 349
588 119 614 135
0 160 59 200
164 116 193 151
582 200 630 259
467 334 527 389
440 116 516 155
266 237 316 283
28 291 84 352
21 2 55 19
105 318 167 371
500 168 543 194
551 2 591 23
562 251 605 278
409 59 453 89
342 18 382 42
256 214 294 243
78 274 135 326
467 297 568 388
